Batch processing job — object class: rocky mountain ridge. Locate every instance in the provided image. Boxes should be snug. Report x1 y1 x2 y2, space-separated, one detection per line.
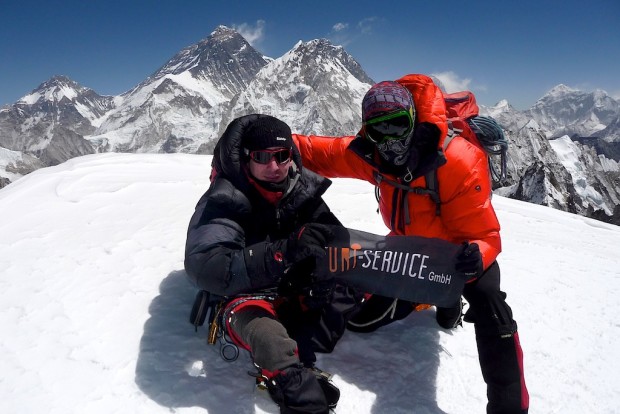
1 25 619 224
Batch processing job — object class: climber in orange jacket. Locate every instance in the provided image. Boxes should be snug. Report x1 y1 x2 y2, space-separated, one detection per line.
293 74 529 414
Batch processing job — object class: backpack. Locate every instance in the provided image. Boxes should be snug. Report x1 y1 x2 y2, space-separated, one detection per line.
373 90 508 218
443 91 508 183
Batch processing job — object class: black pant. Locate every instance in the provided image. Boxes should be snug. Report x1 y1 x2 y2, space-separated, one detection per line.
463 262 529 414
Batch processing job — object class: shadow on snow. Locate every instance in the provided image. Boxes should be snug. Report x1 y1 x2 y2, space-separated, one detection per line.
135 270 449 413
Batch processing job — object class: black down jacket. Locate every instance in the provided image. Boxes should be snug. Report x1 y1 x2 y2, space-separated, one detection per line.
184 114 341 297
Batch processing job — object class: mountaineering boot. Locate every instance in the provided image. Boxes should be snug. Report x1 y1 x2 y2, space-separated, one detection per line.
265 364 330 413
309 366 340 410
436 299 464 329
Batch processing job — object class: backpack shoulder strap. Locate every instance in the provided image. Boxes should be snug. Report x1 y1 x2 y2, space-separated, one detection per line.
373 171 442 217
443 123 458 152
424 169 441 216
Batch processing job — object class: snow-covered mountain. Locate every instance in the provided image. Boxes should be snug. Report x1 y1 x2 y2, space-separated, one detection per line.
1 25 620 225
525 84 620 171
0 146 44 185
0 26 370 163
576 116 620 162
89 26 271 155
1 153 619 413
527 85 620 139
483 97 620 224
226 39 373 136
0 75 113 166
550 136 620 217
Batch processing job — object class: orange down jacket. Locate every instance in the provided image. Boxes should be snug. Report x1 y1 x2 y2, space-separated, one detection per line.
293 74 501 270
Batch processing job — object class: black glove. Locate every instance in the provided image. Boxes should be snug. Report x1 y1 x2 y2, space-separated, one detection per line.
269 223 333 270
285 223 334 264
455 242 483 282
275 223 334 296
252 224 334 292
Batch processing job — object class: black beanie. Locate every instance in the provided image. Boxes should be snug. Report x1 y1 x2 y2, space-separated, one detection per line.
241 115 293 151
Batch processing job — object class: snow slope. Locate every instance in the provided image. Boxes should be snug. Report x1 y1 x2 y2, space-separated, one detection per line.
1 153 619 413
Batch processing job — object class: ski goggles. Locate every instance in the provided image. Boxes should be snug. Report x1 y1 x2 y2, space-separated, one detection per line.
246 148 292 165
364 109 414 144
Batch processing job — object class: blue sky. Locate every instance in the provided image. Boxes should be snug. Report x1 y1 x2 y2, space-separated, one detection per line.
1 0 618 110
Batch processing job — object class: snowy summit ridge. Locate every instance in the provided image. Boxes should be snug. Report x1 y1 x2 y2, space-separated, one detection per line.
0 153 619 413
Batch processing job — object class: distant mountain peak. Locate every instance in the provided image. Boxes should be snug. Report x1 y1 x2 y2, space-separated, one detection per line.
210 25 238 37
307 38 341 48
548 84 578 96
288 38 374 85
37 75 80 91
18 75 84 104
491 99 513 112
47 74 76 85
532 84 582 107
292 38 340 54
146 25 266 88
592 88 609 100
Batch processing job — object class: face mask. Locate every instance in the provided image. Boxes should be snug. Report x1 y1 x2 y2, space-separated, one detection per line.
375 128 414 166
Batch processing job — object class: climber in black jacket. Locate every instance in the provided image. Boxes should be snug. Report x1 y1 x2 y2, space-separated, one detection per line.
185 114 361 413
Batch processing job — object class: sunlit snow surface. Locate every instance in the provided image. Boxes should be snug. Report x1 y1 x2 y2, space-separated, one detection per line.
1 153 619 413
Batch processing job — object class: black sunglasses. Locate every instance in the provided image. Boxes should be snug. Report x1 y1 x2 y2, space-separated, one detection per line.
247 148 292 165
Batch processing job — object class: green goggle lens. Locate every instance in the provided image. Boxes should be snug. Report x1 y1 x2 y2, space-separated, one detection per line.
364 110 413 143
